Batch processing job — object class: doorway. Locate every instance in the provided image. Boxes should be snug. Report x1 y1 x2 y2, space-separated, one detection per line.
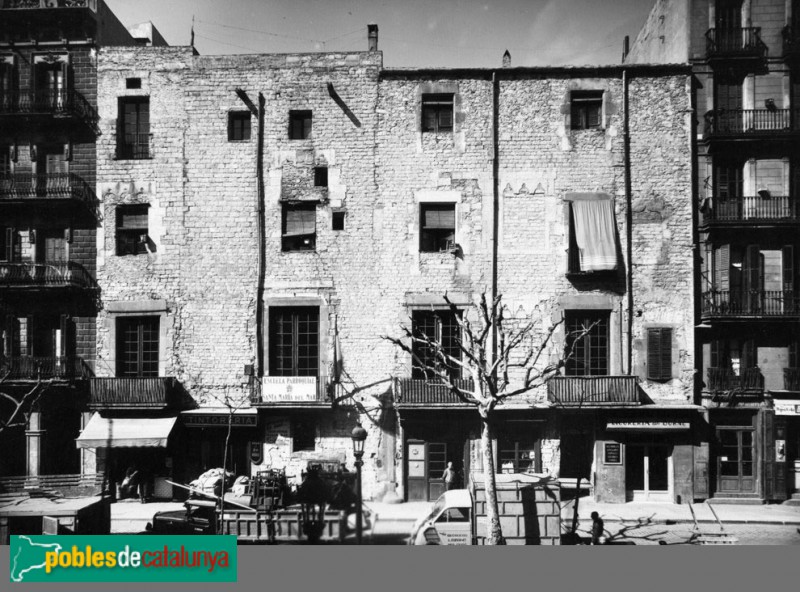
406 440 466 501
716 427 755 494
626 445 672 501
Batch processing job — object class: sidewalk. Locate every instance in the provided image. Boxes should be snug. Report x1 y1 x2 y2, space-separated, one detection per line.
110 499 184 534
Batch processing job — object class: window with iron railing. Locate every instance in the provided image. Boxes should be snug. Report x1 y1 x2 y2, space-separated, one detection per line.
564 311 609 377
411 310 462 381
117 97 150 159
268 307 319 377
116 316 159 378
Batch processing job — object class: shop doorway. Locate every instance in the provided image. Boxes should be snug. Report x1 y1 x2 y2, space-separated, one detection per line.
716 427 755 494
626 445 672 502
407 440 466 501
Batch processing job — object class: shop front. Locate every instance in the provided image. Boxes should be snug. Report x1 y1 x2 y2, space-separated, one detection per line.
773 397 800 502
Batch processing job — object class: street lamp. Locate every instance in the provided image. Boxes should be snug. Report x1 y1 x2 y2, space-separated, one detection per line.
351 422 367 544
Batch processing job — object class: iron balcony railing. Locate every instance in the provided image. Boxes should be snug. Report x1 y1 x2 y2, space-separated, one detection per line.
250 374 331 405
704 108 800 136
701 290 800 317
0 355 92 381
0 172 96 207
89 377 177 409
394 378 474 406
0 89 99 128
1 0 97 10
116 133 152 160
784 368 800 391
0 261 96 289
706 27 767 59
547 376 639 406
706 367 764 392
704 195 800 223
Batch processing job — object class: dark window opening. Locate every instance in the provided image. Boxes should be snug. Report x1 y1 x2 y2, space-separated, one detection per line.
421 94 454 133
420 203 455 252
411 310 462 381
570 91 603 130
281 203 316 251
499 427 542 473
293 418 316 452
565 311 610 377
332 211 345 231
116 316 159 378
314 167 328 187
647 327 673 382
289 110 312 139
228 111 251 141
1 227 21 262
126 77 142 89
117 97 150 159
268 307 319 377
116 204 149 256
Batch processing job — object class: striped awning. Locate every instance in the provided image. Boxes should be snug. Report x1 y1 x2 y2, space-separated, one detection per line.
75 414 177 448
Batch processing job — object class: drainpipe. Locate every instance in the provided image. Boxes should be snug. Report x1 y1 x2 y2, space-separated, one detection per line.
256 93 266 378
491 71 500 371
623 70 633 375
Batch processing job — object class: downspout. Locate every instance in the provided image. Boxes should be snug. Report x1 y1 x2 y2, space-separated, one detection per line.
256 93 266 378
623 70 633 375
491 71 499 368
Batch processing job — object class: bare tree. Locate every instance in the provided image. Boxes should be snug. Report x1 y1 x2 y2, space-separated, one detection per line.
385 293 593 545
0 370 52 436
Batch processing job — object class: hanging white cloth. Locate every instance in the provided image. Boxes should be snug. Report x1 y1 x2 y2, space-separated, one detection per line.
571 199 617 271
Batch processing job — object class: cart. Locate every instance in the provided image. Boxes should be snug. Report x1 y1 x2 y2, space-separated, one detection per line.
688 502 739 545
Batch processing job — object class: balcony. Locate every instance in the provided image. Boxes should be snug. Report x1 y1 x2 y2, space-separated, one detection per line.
784 368 800 392
700 195 800 228
0 261 96 290
0 172 97 209
705 27 767 70
393 378 475 407
703 108 800 139
701 290 800 318
783 26 800 65
250 375 332 407
704 368 764 406
547 376 640 407
0 89 99 131
1 0 97 9
89 377 179 410
0 355 92 382
115 134 152 160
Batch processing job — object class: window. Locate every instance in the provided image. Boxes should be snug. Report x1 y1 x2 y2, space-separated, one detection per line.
411 310 462 380
314 167 328 187
281 203 316 251
570 91 603 130
564 311 610 376
289 110 312 139
268 307 319 377
332 211 345 231
228 111 251 141
126 77 141 89
647 327 673 381
421 94 454 133
292 418 316 452
0 146 9 176
116 316 159 377
117 98 150 159
420 203 456 252
499 438 541 473
567 198 617 273
116 204 149 256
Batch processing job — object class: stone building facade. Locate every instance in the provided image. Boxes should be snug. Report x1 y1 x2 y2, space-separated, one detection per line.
91 28 697 505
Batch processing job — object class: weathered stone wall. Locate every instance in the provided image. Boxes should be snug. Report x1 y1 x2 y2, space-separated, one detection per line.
624 0 691 65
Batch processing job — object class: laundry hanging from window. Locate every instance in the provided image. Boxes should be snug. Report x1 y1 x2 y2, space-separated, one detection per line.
570 198 617 271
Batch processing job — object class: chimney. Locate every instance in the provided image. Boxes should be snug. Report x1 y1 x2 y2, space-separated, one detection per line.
622 35 630 62
502 50 511 68
368 24 378 52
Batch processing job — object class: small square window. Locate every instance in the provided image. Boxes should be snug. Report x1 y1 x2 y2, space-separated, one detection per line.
332 211 345 231
289 110 312 139
570 91 603 130
282 203 316 251
314 167 328 187
116 204 149 256
421 94 454 133
292 418 316 452
420 203 455 252
126 77 142 89
228 111 251 141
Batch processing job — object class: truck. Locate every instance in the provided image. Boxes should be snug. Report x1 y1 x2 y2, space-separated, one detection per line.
409 473 562 545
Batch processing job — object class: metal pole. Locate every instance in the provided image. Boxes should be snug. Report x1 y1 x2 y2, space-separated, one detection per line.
355 455 363 544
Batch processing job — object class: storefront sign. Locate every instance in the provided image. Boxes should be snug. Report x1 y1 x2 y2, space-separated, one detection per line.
606 421 690 431
183 414 257 428
604 442 622 465
774 400 800 416
249 441 263 464
259 377 318 402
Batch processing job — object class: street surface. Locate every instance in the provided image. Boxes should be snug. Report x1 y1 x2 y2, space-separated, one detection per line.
595 521 800 546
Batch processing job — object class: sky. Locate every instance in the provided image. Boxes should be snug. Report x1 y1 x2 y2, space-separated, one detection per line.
104 0 654 68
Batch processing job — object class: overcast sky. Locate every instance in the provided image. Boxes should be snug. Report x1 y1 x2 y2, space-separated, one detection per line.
104 0 653 68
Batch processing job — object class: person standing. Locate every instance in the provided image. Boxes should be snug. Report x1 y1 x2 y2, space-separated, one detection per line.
590 511 605 545
442 462 458 491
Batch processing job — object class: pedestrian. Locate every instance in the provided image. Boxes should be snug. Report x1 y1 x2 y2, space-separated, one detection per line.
590 511 605 545
442 461 458 491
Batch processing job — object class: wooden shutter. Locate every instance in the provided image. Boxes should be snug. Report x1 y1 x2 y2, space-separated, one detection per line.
783 245 794 293
302 114 311 139
647 328 673 381
693 443 709 497
710 339 721 369
790 340 799 369
3 227 13 262
715 244 730 291
742 339 756 369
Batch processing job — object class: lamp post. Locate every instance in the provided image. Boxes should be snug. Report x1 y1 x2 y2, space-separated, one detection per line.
351 422 367 544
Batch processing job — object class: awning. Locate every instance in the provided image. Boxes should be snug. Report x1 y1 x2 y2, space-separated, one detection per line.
75 414 177 449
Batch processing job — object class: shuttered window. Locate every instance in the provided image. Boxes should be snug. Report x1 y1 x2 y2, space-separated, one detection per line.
647 328 673 381
570 91 603 130
281 203 316 251
421 94 454 133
